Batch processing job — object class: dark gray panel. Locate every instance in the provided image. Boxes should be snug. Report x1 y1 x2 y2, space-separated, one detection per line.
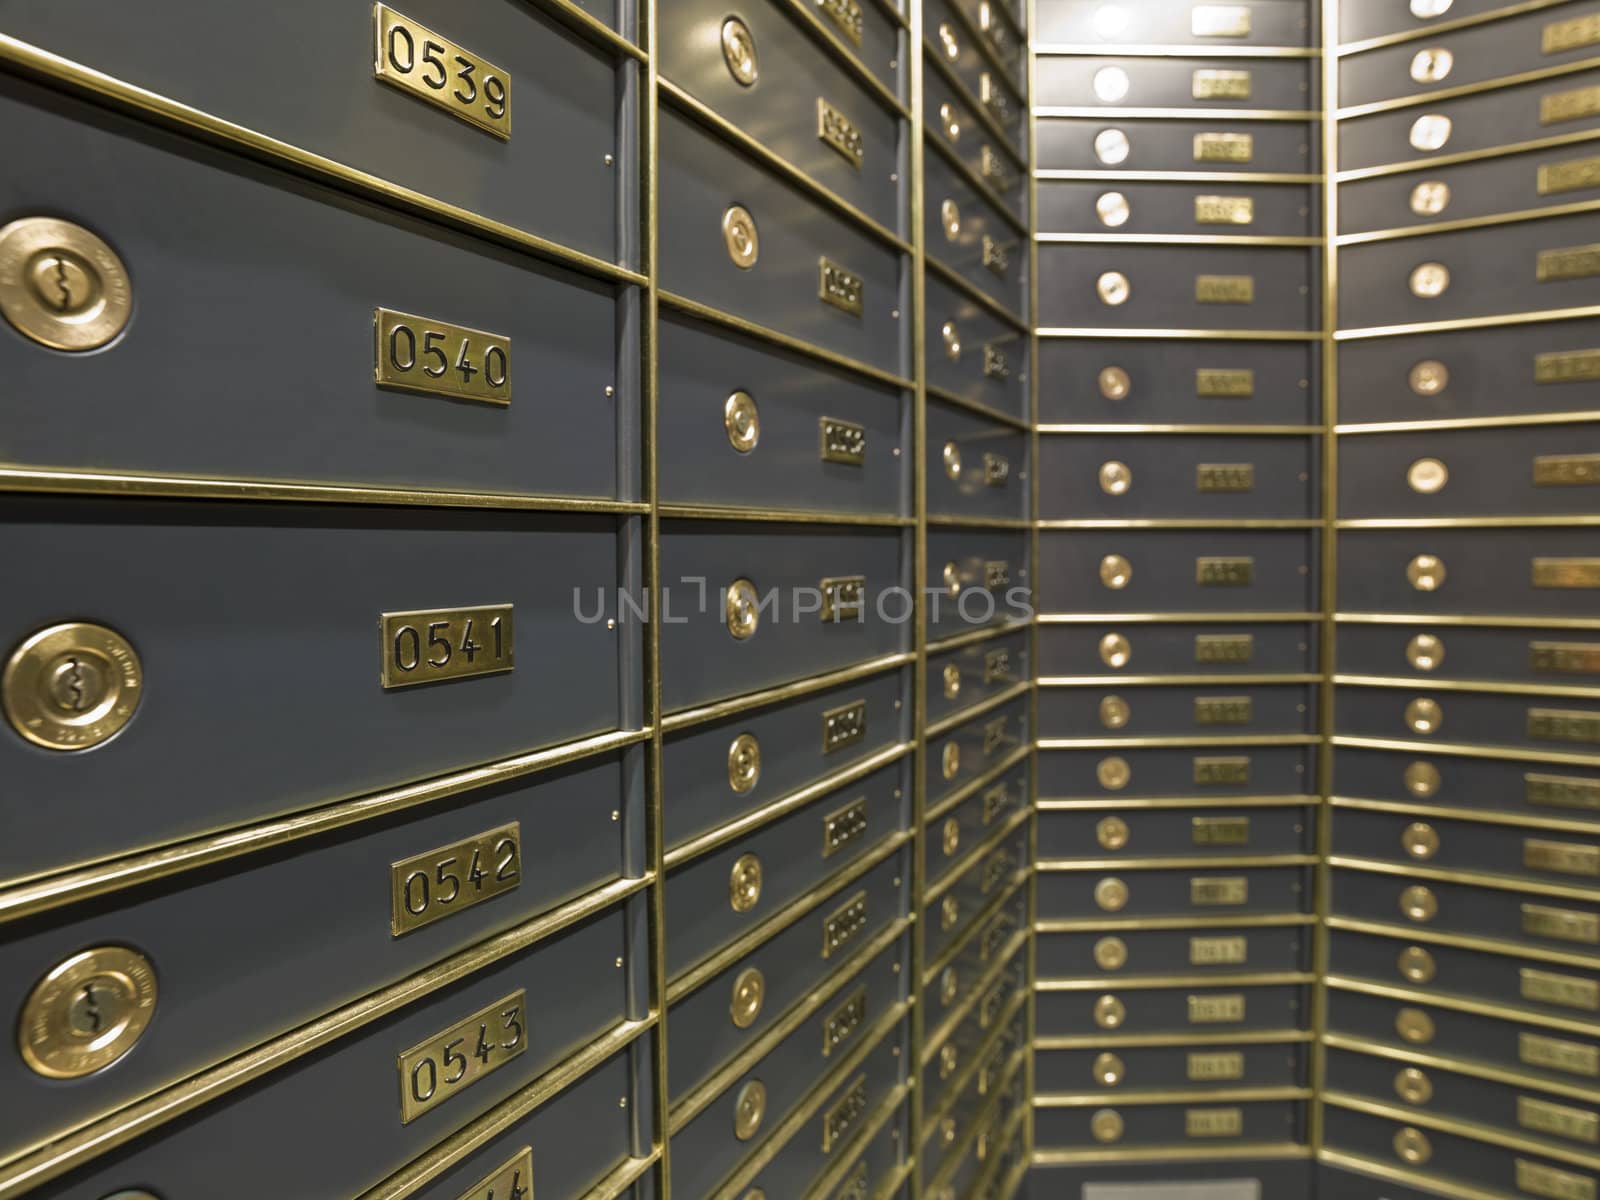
927 762 1031 886
1039 0 1315 48
926 273 1031 420
1038 621 1320 677
3 0 621 259
1034 983 1310 1037
0 77 623 498
1036 925 1311 977
1342 1 1600 108
1037 805 1314 859
1038 866 1312 919
1333 744 1600 825
1340 0 1537 46
925 146 1029 319
1336 682 1600 758
1036 337 1321 426
1338 527 1600 617
1039 242 1318 331
926 0 1028 143
927 527 1033 640
924 826 1031 966
1037 55 1316 109
922 1015 1027 1182
923 946 1029 1093
1035 1099 1304 1148
926 74 1029 222
0 498 624 880
657 520 908 711
1331 867 1600 952
1333 803 1600 887
1040 434 1318 521
927 401 1030 521
1038 529 1319 614
1041 682 1319 738
663 665 909 850
29 903 632 1200
657 109 908 375
1039 178 1318 239
1031 1157 1315 1199
925 695 1031 806
928 628 1033 726
1039 745 1318 799
1036 115 1317 174
657 313 909 516
1336 315 1600 426
664 759 908 976
658 0 906 232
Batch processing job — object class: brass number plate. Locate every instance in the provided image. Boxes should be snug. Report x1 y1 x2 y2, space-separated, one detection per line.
1523 968 1600 1011
822 1076 868 1152
375 309 511 406
1536 558 1600 588
1193 816 1251 846
374 6 511 139
822 797 868 858
1197 464 1255 493
1535 456 1600 486
983 782 1011 825
1537 350 1600 382
824 986 867 1056
1193 6 1251 37
1190 935 1248 965
1186 1107 1243 1137
985 560 1011 590
1195 196 1255 225
391 823 521 936
1519 1095 1599 1143
985 648 1013 682
1196 634 1254 663
982 847 1013 893
1521 1032 1600 1077
821 417 867 466
1196 697 1253 726
1195 132 1253 162
1546 14 1600 54
823 699 867 752
1197 557 1254 586
454 1149 533 1200
1533 643 1600 674
1193 70 1252 100
1517 1159 1597 1200
1529 708 1600 744
1524 903 1600 944
1195 756 1250 785
1528 773 1600 812
1538 245 1600 282
1197 368 1255 396
820 258 864 316
1188 993 1246 1023
381 605 514 688
817 0 865 46
984 452 1011 486
984 344 1011 379
398 990 526 1123
1187 1051 1245 1080
823 891 868 958
1526 838 1600 877
817 98 865 168
821 576 866 622
1191 877 1248 906
1196 275 1255 304
1543 85 1600 125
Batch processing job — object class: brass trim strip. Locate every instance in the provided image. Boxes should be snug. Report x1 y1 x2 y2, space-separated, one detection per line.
1338 198 1600 247
357 1020 659 1200
928 514 1035 528
1338 411 1600 435
1036 1085 1314 1106
927 132 1030 238
1038 423 1324 435
1340 516 1600 529
572 1151 661 1200
1338 613 1600 631
1036 853 1317 871
1337 55 1600 120
667 916 908 1131
660 651 912 731
926 385 1033 430
1035 168 1322 184
1335 674 1600 701
657 503 914 526
927 50 1027 171
930 617 1034 652
0 880 653 1198
1037 327 1323 341
924 874 1031 987
927 681 1035 740
1041 674 1323 687
1336 0 1581 56
1322 1034 1600 1107
924 806 1034 904
1037 972 1316 991
664 742 914 869
926 253 1029 331
1324 915 1600 971
773 0 912 116
658 292 916 390
1330 854 1600 903
1034 44 1320 59
1033 1143 1313 1165
1322 1090 1600 1170
659 80 912 255
1037 734 1320 749
1337 305 1600 342
0 36 644 287
666 830 911 1001
1035 106 1323 121
0 727 651 924
1037 232 1322 247
1331 734 1600 766
1035 913 1316 933
1315 1150 1514 1200
1036 795 1317 811
996 1151 1031 1200
1325 975 1600 1036
1039 519 1323 529
1332 794 1600 835
1035 1029 1315 1050
522 0 650 61
1039 612 1322 624
925 929 1030 1056
1337 128 1600 184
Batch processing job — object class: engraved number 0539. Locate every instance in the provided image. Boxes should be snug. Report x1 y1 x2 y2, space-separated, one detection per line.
384 23 508 123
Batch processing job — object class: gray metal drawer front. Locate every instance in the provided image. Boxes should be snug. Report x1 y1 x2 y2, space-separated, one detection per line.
936 0 1028 100
1338 621 1600 690
927 527 1032 640
1036 1099 1305 1149
24 903 632 1200
1041 0 1314 47
1338 528 1600 618
0 752 629 1164
1037 338 1322 427
1336 315 1600 427
927 401 1030 522
3 0 622 260
667 850 908 1102
1039 243 1318 331
1039 745 1318 799
927 761 1031 886
1331 868 1600 952
1037 1041 1310 1095
922 1017 1026 1182
1340 0 1543 47
1342 1 1600 109
657 109 907 374
665 758 907 976
1040 178 1318 240
926 273 1031 420
1340 71 1600 173
924 949 1028 1093
1338 683 1600 758
1039 621 1319 678
923 898 1026 1032
1037 55 1317 110
1341 210 1600 330
657 313 909 517
925 694 1031 807
1037 805 1314 860
838 1098 912 1200
1037 115 1317 174
925 146 1029 319
925 827 1031 967
1039 529 1319 614
1036 983 1309 1037
1039 866 1312 920
1329 987 1600 1092
926 74 1029 221
1340 423 1600 519
0 79 624 499
1341 136 1600 237
670 932 906 1199
658 520 908 712
1333 744 1600 826
933 1079 1026 1198
926 0 1028 146
1041 682 1319 738
0 498 624 883
659 0 906 232
1037 924 1312 978
1041 435 1318 521
1333 804 1600 888
663 665 908 851
928 628 1032 726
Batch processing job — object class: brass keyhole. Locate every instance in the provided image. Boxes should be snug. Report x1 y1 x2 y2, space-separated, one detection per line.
27 250 101 317
46 655 106 714
65 977 130 1040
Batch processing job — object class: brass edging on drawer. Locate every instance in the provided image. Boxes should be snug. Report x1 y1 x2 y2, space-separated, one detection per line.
1035 106 1322 122
924 742 1032 815
1036 852 1316 871
1033 1142 1313 1166
1331 854 1600 904
1041 424 1322 435
926 51 1026 170
1035 1029 1314 1051
994 1151 1032 1200
933 618 1034 653
1036 232 1322 248
1339 198 1600 248
1335 675 1600 702
1337 127 1600 185
563 1150 661 1200
1338 614 1600 633
1040 518 1322 530
667 916 908 1132
1035 168 1322 185
1036 1084 1313 1107
661 651 912 732
923 807 1033 905
0 901 654 1199
1332 734 1600 768
1042 674 1322 688
921 991 1029 1131
659 292 915 392
1038 971 1315 992
1325 915 1600 972
1034 44 1320 59
927 134 1030 238
0 726 651 925
1323 1090 1600 1171
801 1086 909 1200
929 514 1034 529
0 37 645 288
1037 326 1323 341
1337 305 1600 343
659 80 912 256
924 929 1030 1053
1038 734 1320 750
1322 1032 1600 1107
1332 794 1600 835
0 466 654 514
667 830 911 1001
1338 55 1600 122
1040 612 1322 625
665 742 914 869
1339 412 1600 436
1337 0 1579 57
1037 795 1316 812
1317 1150 1509 1200
358 1019 659 1200
927 385 1033 431
1340 516 1600 529
658 504 914 527
1036 912 1316 933
1326 974 1600 1038
925 254 1028 332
